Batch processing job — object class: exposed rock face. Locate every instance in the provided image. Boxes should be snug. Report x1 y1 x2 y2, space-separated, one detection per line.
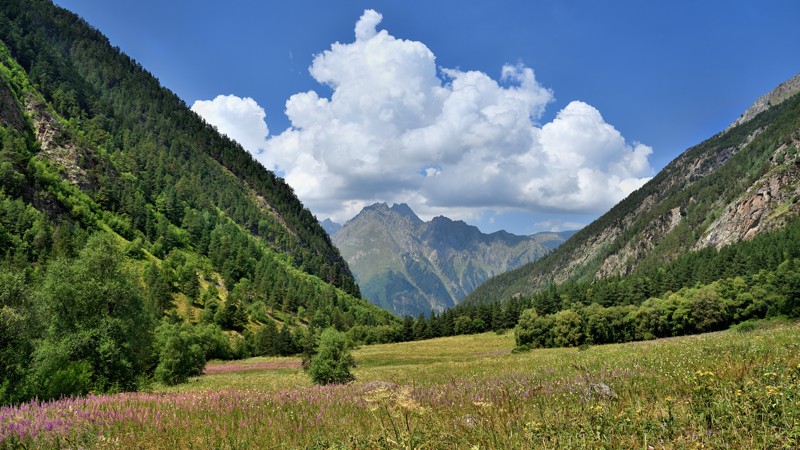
0 80 26 132
729 74 800 130
696 143 800 250
333 203 552 316
597 206 683 278
24 96 88 186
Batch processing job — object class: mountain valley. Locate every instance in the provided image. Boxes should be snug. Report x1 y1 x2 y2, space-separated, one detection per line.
330 203 573 316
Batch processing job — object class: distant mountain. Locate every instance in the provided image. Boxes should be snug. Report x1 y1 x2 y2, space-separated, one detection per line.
332 203 553 316
466 73 800 305
320 218 342 236
529 230 578 250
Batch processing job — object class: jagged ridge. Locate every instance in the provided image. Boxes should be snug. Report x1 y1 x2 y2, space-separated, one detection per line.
333 203 557 316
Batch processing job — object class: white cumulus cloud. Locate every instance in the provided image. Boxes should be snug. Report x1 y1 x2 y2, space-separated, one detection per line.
195 10 654 225
191 95 270 155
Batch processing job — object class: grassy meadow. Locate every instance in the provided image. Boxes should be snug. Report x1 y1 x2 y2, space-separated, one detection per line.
2 322 799 448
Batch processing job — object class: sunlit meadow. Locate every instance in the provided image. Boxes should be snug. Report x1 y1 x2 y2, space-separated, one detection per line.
2 323 799 448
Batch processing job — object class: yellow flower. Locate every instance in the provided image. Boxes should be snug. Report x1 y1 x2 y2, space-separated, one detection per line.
525 420 543 432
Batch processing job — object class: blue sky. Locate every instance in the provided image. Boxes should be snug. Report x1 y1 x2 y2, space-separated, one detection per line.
54 0 800 235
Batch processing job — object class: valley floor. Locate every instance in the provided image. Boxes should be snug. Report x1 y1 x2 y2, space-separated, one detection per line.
3 322 799 448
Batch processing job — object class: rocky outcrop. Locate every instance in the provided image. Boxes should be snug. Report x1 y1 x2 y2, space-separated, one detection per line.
729 74 800 130
696 143 800 250
597 206 683 278
24 96 88 186
0 80 26 132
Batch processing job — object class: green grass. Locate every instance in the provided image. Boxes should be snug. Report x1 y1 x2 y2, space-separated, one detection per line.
4 321 799 448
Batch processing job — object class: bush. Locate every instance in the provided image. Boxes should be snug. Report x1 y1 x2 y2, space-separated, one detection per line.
27 341 94 400
307 328 355 385
196 323 233 360
153 322 206 386
514 308 539 347
731 319 759 333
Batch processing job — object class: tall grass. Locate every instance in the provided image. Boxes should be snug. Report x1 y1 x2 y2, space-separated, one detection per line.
2 322 798 448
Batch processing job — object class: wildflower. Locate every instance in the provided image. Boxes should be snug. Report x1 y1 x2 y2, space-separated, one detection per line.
524 421 543 433
396 386 426 413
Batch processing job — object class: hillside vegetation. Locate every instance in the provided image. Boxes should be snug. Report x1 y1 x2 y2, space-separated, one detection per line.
0 0 397 404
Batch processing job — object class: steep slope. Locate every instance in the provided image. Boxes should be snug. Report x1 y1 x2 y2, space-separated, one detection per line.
0 0 398 402
466 74 800 304
333 203 551 316
0 0 361 296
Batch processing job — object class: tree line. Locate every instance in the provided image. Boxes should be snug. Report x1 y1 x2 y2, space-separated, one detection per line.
389 217 800 347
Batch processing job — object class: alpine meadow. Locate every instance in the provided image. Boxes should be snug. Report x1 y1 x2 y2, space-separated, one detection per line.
1 0 800 448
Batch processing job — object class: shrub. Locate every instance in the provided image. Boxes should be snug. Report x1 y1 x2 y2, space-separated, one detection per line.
731 319 759 333
153 322 206 386
307 328 355 385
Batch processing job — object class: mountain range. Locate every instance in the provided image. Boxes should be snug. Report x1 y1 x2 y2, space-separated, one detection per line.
329 203 574 316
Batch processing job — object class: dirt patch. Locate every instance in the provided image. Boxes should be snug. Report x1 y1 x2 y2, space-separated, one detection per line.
203 359 302 374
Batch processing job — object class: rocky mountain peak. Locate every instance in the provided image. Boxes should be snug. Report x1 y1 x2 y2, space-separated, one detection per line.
320 218 342 236
389 203 421 221
332 203 553 316
728 73 800 130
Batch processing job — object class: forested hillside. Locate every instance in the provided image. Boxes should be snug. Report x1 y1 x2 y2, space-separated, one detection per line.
0 0 397 404
390 169 800 347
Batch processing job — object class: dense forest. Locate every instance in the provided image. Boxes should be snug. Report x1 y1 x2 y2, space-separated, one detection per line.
0 0 398 404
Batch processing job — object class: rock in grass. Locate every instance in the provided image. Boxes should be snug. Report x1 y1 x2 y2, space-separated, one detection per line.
584 382 617 400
